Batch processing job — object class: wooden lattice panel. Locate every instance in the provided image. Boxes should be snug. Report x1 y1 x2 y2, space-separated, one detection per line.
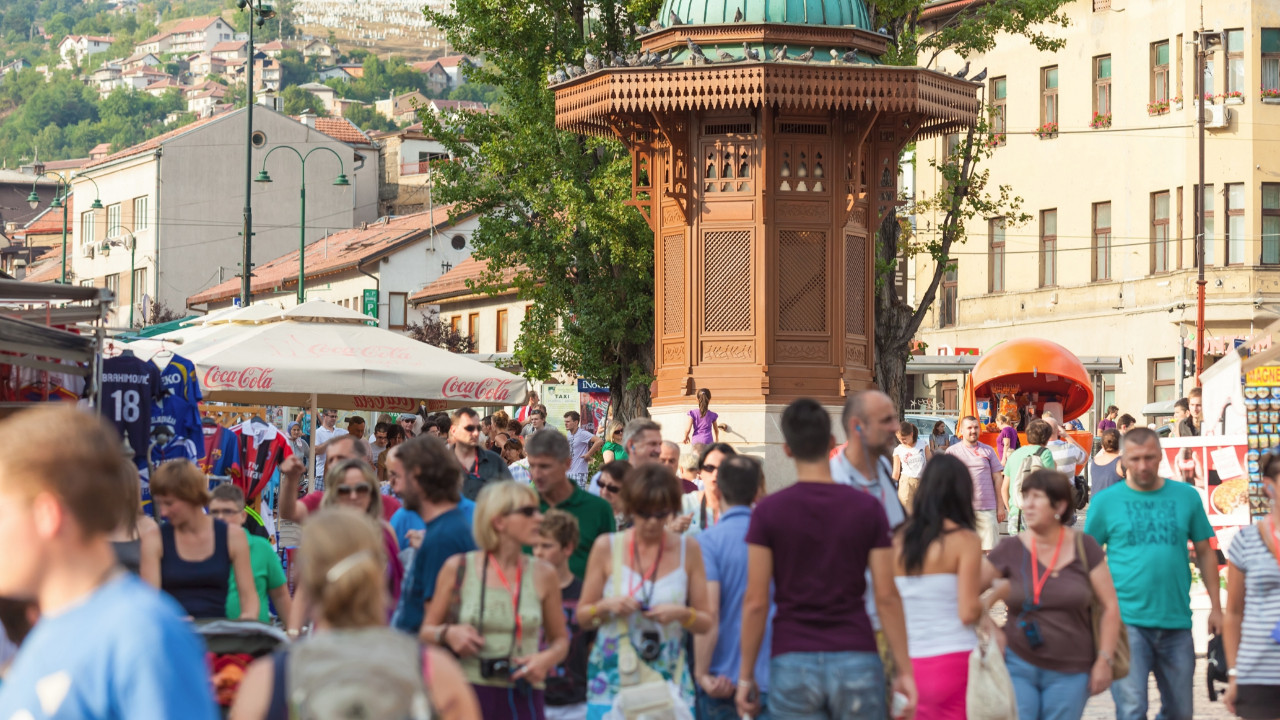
663 233 684 336
777 141 830 194
846 233 867 336
701 139 755 195
778 230 827 333
702 230 752 334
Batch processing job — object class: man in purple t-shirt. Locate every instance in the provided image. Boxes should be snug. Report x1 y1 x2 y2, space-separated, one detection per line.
946 415 1006 551
737 398 916 720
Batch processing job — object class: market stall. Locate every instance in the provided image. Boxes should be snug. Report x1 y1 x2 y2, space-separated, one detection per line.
0 279 111 415
960 337 1095 474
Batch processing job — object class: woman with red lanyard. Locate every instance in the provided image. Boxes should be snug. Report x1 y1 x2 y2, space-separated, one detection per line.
421 481 570 720
577 464 716 720
1223 451 1280 719
984 469 1122 720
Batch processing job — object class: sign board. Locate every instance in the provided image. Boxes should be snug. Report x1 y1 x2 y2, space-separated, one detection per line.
233 297 242 307
362 289 378 319
1159 435 1252 551
577 379 609 393
542 384 578 431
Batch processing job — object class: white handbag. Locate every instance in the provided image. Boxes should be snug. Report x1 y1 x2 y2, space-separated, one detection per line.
966 628 1018 720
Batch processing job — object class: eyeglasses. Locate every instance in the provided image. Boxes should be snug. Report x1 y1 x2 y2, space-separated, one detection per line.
336 484 373 497
634 510 672 521
597 480 622 493
700 464 718 473
506 505 539 518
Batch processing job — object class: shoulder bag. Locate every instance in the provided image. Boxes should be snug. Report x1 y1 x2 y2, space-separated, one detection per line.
1075 530 1129 679
965 623 1018 720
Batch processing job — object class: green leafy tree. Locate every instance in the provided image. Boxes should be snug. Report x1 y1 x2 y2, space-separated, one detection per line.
420 0 662 421
276 48 315 87
280 84 325 116
865 0 1072 409
342 102 397 133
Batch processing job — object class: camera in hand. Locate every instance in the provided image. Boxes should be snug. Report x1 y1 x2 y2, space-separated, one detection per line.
637 630 662 662
480 657 514 679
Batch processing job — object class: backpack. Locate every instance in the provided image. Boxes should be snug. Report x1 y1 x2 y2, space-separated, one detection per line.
271 627 434 720
1010 447 1047 530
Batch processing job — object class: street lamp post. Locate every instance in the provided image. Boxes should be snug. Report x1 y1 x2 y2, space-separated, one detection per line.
254 145 349 304
27 173 104 284
101 227 138 327
235 0 278 307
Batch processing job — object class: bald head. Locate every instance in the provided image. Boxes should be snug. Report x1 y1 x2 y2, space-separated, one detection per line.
842 390 900 458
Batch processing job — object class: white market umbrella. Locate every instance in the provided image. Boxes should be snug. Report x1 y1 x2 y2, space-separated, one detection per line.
173 300 528 411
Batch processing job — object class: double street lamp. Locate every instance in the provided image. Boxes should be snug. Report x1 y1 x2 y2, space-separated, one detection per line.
236 0 278 307
100 226 138 328
254 145 349 304
26 173 104 284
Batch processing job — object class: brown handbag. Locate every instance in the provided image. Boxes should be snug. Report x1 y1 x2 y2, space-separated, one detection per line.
1076 531 1130 679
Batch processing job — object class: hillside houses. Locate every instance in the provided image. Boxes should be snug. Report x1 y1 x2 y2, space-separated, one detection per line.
58 35 114 68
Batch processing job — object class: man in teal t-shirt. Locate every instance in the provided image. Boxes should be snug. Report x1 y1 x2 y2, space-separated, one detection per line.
1084 427 1220 720
210 485 291 624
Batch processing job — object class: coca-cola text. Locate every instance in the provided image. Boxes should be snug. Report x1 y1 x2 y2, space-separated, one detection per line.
204 366 275 391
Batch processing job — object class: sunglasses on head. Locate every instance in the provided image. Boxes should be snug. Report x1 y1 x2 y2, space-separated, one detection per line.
336 484 373 497
597 479 622 493
506 505 539 518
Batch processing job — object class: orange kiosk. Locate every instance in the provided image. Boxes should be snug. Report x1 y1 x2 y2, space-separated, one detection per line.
960 338 1095 475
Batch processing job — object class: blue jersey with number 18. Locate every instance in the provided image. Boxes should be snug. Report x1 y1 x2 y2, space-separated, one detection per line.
101 355 162 463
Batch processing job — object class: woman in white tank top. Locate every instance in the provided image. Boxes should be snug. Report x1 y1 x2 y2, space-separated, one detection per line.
892 454 1002 720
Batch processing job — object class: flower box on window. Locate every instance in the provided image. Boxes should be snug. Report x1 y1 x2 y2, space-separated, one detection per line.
1223 90 1245 105
1173 95 1184 110
1034 122 1058 139
985 132 1006 147
1147 99 1170 115
1090 112 1112 129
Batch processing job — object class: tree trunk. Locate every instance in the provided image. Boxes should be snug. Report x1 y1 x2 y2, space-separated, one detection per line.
873 207 917 417
609 340 654 424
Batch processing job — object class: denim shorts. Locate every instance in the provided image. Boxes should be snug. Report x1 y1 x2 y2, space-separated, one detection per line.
769 651 885 720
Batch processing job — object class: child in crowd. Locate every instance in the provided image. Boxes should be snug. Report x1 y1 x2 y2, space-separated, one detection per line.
209 484 292 626
532 510 592 720
891 424 927 513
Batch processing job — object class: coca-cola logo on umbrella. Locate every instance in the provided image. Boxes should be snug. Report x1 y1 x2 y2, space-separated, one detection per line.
350 396 417 412
308 343 412 362
441 376 519 403
204 366 275 391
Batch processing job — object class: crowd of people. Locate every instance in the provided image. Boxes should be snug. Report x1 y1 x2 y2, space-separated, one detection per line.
0 383 1277 720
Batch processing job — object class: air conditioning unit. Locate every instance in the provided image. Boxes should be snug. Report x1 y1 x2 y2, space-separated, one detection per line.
1204 104 1232 130
81 244 94 259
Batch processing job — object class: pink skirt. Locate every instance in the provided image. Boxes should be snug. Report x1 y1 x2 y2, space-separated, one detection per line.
911 651 970 720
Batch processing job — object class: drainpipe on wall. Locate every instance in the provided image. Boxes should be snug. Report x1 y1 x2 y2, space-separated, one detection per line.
153 147 162 310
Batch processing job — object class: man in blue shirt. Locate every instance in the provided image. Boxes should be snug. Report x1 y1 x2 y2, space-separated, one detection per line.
697 454 775 720
0 405 216 719
391 435 478 635
1084 427 1221 720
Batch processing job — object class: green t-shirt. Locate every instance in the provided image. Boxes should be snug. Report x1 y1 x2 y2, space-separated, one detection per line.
1003 445 1056 510
226 530 287 623
539 485 617 578
602 441 629 461
1083 479 1215 630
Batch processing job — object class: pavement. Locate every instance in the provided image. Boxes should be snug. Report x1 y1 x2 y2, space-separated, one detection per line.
1080 658 1234 719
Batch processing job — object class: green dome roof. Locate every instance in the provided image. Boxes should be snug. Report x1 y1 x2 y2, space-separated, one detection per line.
659 0 871 28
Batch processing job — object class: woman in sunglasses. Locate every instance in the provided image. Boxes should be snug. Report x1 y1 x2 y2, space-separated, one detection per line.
601 421 629 463
421 481 570 720
320 458 405 613
578 464 715 720
679 443 736 536
597 461 632 530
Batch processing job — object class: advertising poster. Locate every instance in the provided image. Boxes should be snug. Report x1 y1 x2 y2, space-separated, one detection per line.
542 384 578 432
1159 435 1251 552
577 379 610 434
1242 366 1280 521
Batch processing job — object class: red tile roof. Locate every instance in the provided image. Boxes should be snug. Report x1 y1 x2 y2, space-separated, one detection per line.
21 246 64 284
435 55 473 68
258 40 285 52
42 158 86 171
212 40 246 52
20 198 72 236
410 255 522 304
187 206 470 305
298 116 372 145
168 16 225 35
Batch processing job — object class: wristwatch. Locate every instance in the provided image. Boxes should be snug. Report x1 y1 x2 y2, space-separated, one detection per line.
436 623 451 647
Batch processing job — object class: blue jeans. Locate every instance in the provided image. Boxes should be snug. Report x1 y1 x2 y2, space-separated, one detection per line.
769 652 885 720
1109 626 1195 720
1004 650 1090 720
697 689 769 720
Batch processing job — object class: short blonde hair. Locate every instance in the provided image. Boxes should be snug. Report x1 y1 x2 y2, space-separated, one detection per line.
150 461 211 507
321 458 382 520
473 481 539 552
0 405 133 536
300 508 386 628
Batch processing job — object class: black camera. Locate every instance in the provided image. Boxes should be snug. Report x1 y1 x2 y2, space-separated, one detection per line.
480 658 514 679
1019 617 1044 649
637 630 662 663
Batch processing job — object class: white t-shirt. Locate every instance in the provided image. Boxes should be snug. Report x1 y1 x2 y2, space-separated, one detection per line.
567 428 594 475
314 426 349 478
894 443 927 479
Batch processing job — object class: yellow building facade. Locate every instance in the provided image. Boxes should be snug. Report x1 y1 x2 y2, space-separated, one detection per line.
912 0 1280 421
